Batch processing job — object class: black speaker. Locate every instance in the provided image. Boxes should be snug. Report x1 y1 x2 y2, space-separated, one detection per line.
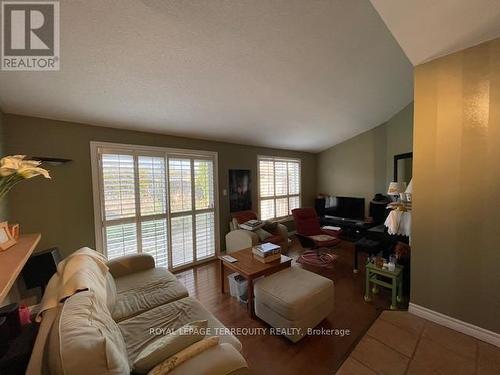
21 247 61 293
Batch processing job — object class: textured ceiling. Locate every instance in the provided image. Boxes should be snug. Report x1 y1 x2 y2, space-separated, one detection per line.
0 0 413 152
370 0 500 65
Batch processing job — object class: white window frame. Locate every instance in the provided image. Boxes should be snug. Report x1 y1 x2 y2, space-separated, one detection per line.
257 155 301 221
90 141 220 270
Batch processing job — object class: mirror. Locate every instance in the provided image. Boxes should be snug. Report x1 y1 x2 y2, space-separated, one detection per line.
394 152 413 184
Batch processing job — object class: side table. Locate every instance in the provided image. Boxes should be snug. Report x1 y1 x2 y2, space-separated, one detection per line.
364 261 403 310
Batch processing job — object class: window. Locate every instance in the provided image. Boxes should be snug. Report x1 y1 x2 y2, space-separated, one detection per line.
91 142 218 270
258 156 301 220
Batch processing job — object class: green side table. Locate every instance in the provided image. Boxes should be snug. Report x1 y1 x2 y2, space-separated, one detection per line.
364 261 403 310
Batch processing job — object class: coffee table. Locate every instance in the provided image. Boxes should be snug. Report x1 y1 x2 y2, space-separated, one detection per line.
219 248 292 318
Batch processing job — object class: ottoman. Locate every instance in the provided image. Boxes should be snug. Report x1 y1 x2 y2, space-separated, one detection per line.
254 267 334 343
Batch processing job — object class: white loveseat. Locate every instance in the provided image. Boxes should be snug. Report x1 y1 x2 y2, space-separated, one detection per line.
28 253 249 375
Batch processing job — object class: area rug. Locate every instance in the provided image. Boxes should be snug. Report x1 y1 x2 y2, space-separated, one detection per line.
297 249 338 268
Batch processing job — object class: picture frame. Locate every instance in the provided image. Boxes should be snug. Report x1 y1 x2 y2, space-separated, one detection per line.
229 169 252 212
8 223 20 240
0 221 17 251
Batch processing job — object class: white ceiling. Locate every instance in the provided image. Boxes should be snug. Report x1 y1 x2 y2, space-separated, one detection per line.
0 0 413 152
370 0 500 65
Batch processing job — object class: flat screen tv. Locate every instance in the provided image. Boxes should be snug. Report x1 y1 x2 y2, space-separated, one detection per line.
328 196 365 221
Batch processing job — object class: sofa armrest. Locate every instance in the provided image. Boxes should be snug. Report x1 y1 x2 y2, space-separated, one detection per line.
106 253 156 278
225 229 258 253
164 343 249 375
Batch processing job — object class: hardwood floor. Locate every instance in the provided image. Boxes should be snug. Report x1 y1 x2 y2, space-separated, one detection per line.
175 238 393 375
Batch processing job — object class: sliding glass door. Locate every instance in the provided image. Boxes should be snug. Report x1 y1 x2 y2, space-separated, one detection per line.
168 156 215 268
92 143 218 271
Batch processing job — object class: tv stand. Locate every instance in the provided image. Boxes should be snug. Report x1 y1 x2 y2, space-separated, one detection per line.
321 215 373 241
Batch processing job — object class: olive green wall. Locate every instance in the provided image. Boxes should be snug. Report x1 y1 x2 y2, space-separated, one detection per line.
385 103 414 186
412 38 500 333
3 114 317 257
317 103 413 215
0 109 6 222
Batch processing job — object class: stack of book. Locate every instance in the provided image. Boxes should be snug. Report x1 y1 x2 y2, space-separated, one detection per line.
252 242 281 263
239 219 263 231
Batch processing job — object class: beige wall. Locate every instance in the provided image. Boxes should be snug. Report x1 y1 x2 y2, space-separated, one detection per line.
3 115 317 257
317 103 413 214
412 38 500 333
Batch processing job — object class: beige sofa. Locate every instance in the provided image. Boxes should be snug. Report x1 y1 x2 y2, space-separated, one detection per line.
30 253 249 375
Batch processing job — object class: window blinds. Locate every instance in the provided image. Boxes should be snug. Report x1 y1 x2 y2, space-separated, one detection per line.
258 157 301 220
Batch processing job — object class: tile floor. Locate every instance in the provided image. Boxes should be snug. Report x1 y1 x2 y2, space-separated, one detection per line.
336 311 500 375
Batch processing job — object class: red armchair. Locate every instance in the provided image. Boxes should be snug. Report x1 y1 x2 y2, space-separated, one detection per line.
291 208 341 251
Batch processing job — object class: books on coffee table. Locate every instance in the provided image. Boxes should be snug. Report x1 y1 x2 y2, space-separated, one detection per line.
252 242 281 263
253 253 281 263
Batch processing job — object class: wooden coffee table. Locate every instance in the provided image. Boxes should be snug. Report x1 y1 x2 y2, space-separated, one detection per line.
219 248 292 318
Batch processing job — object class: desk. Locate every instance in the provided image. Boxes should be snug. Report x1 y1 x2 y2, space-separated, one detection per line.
0 234 41 304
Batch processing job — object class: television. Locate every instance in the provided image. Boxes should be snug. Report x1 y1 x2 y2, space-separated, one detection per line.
315 196 365 221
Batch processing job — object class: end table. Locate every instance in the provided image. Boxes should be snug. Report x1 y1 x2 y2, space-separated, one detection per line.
364 261 403 310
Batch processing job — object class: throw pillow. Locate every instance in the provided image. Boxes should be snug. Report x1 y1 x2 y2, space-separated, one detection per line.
133 320 208 374
148 336 220 375
263 221 278 232
255 228 272 241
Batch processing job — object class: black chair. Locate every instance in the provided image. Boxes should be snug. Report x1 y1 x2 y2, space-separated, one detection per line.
353 237 381 273
21 247 61 294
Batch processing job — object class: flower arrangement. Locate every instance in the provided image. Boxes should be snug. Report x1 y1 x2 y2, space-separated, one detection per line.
0 155 51 199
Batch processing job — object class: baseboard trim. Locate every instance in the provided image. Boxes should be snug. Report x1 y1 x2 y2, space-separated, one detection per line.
409 303 500 348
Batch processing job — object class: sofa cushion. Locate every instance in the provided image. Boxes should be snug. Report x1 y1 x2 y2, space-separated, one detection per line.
133 320 208 374
168 343 249 375
50 290 129 375
255 228 272 241
254 267 334 321
118 296 242 363
112 267 189 322
106 273 117 311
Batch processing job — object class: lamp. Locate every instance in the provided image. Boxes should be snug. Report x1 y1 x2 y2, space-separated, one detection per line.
404 179 413 202
387 182 406 196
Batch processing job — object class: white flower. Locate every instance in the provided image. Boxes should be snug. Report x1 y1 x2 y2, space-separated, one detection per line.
17 165 51 179
0 155 50 178
0 155 26 176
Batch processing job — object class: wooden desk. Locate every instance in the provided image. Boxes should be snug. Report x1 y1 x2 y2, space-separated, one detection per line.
219 248 292 317
0 233 41 304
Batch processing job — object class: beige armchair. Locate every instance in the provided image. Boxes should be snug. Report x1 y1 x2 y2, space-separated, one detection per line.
225 211 289 253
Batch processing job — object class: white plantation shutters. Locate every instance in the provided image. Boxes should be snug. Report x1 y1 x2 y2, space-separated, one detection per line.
258 156 301 220
102 154 135 220
92 143 218 270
